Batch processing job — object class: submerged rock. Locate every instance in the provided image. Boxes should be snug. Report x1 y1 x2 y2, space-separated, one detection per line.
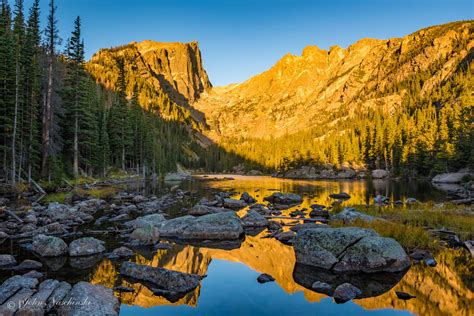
257 273 275 283
293 227 410 273
333 283 362 303
31 234 68 257
311 281 332 294
396 291 416 300
69 237 105 257
120 262 202 296
263 192 302 205
58 281 119 315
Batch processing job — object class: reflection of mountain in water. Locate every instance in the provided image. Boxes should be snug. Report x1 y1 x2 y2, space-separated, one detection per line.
359 249 474 316
89 230 473 315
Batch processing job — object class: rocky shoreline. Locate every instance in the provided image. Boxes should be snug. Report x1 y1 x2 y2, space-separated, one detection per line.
0 177 473 314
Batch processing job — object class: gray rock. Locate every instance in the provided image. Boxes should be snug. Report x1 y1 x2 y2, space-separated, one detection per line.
0 231 9 239
294 227 377 269
275 231 296 244
69 237 105 257
405 197 418 204
240 192 257 204
13 259 42 271
333 236 412 273
17 279 60 315
22 270 43 279
130 224 160 245
160 212 244 240
223 198 247 209
125 214 166 229
0 288 35 315
0 275 38 304
158 215 195 237
372 169 389 179
331 207 378 224
0 254 16 268
31 234 68 257
311 281 332 294
293 227 410 273
58 281 119 316
189 204 231 216
110 246 134 258
257 273 275 283
424 258 437 267
329 192 351 200
264 192 302 205
46 281 72 312
333 283 362 303
120 261 202 295
432 170 471 183
241 210 268 227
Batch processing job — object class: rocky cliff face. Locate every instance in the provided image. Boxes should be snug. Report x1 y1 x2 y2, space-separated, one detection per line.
86 41 211 124
192 21 473 139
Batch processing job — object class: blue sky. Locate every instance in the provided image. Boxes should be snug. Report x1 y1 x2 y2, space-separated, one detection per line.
18 0 474 86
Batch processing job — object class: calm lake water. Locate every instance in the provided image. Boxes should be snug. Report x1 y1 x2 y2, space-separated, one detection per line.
2 175 473 315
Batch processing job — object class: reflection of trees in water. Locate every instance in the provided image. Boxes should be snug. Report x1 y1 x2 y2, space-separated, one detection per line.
186 176 446 207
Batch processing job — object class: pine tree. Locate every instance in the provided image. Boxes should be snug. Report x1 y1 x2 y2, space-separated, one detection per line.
23 0 41 180
63 16 85 177
41 0 59 177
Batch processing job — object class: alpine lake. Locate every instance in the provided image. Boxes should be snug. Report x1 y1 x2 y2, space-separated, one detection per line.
1 175 473 316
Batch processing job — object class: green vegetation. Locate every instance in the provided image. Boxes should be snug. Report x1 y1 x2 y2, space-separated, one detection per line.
332 203 474 251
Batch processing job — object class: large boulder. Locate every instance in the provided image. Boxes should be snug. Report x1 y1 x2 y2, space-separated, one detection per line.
69 237 106 257
31 234 68 257
159 212 244 240
371 169 389 179
58 281 119 316
432 170 471 183
332 236 411 273
293 227 410 273
263 192 302 205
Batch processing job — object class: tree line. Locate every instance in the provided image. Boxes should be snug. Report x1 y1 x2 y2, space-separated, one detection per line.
0 0 194 186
